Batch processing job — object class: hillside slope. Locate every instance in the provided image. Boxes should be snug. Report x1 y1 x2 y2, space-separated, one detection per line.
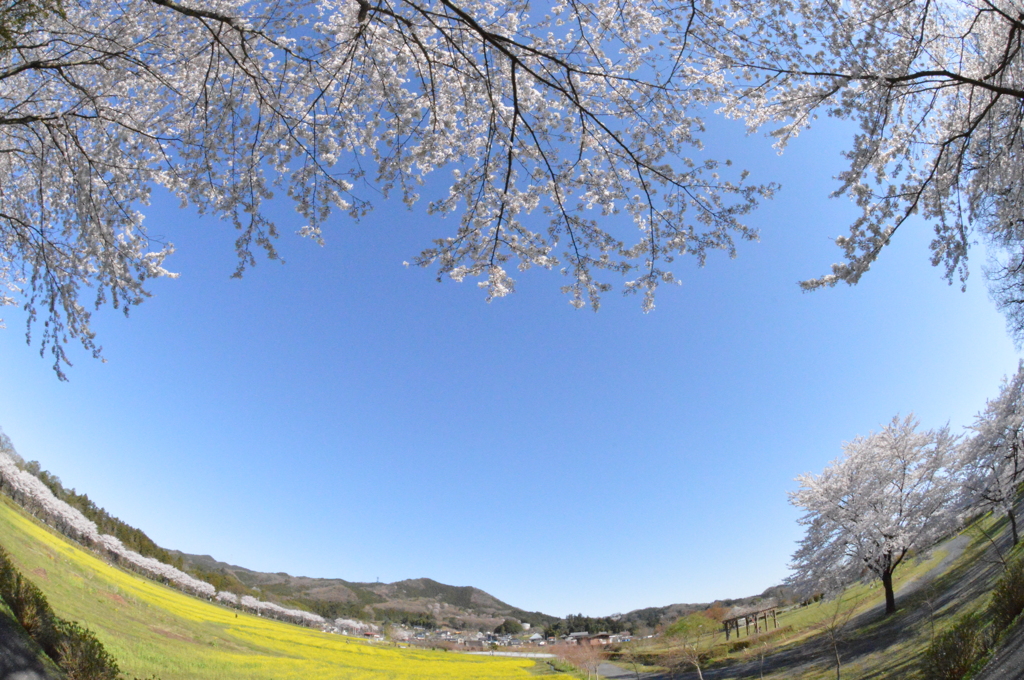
3 445 765 632
0 495 541 680
175 551 558 630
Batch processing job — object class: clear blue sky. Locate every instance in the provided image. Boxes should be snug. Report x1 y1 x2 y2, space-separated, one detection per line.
0 116 1018 618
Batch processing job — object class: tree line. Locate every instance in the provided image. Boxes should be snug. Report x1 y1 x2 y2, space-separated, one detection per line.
17 458 184 570
0 434 337 630
544 613 629 638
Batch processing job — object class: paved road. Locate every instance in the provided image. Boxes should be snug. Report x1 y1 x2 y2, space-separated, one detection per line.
465 651 556 658
596 531 978 680
598 661 664 679
975 615 1024 680
0 608 60 680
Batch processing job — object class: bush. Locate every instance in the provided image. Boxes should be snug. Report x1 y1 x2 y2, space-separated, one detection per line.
727 636 759 652
3 572 56 649
52 619 121 680
494 618 524 635
0 543 121 680
988 554 1024 632
919 613 989 680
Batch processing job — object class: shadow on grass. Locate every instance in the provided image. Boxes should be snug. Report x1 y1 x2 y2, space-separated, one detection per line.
684 516 1013 680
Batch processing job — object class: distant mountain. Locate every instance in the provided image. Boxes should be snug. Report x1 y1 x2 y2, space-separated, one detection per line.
608 584 797 633
4 435 788 635
173 549 792 635
172 552 558 631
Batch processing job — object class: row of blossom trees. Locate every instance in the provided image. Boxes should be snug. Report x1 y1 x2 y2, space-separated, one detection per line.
790 362 1024 615
962 367 1024 547
0 446 335 629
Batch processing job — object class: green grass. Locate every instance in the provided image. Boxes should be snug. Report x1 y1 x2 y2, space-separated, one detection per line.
0 496 544 680
605 514 1013 680
5 483 1013 680
744 516 1010 680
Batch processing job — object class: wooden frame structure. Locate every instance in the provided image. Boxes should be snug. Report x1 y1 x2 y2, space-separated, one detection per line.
721 606 778 641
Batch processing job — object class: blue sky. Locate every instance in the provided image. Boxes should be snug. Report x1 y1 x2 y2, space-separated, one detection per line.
0 115 1018 618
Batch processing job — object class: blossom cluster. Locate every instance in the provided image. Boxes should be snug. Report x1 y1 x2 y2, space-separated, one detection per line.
1 0 773 376
0 449 326 628
788 415 961 608
790 358 1024 610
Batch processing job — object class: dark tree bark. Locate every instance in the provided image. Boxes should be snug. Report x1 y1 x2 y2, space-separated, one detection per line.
881 570 896 616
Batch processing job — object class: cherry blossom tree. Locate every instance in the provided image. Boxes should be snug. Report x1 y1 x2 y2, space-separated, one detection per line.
216 590 239 606
695 0 1024 326
0 449 101 543
8 0 1024 376
0 0 773 377
0 445 336 622
789 415 961 615
962 361 1024 545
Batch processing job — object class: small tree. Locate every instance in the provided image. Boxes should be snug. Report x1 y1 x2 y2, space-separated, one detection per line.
817 592 866 680
664 612 718 680
741 635 780 680
556 642 603 680
789 415 960 615
703 604 729 624
618 638 655 680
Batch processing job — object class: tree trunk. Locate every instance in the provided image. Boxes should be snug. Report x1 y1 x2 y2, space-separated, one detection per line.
1010 508 1019 546
881 570 896 615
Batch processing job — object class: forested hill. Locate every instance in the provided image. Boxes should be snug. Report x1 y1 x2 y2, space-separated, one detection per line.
173 552 558 629
175 551 792 635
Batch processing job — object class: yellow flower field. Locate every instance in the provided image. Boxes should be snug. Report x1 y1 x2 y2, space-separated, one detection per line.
0 497 540 679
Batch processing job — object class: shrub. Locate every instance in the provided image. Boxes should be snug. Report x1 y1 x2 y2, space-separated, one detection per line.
52 619 121 680
988 553 1024 632
0 542 122 680
919 613 988 680
494 618 524 635
729 638 754 652
6 572 56 647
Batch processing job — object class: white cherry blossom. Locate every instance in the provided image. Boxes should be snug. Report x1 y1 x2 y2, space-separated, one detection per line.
1 0 772 376
962 360 1024 544
789 415 961 615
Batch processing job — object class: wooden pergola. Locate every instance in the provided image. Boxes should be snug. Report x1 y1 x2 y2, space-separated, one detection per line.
721 606 778 641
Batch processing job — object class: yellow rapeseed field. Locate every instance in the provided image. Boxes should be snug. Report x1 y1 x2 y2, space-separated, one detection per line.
0 497 540 679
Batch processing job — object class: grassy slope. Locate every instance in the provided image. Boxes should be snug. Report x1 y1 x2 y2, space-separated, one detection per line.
751 514 1011 680
0 496 540 680
610 512 1015 679
612 547 949 666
